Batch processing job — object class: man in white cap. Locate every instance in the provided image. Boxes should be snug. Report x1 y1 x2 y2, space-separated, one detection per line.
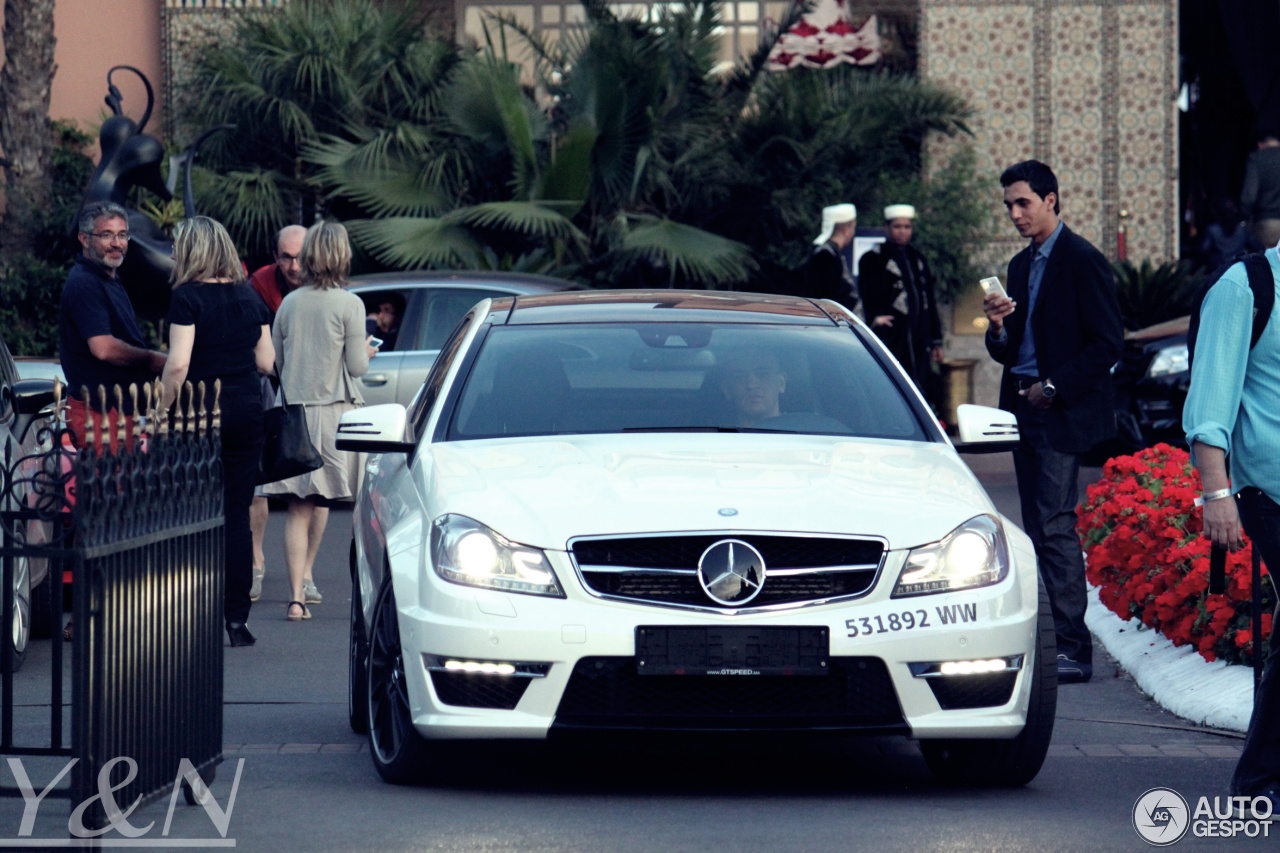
801 203 863 317
857 203 943 404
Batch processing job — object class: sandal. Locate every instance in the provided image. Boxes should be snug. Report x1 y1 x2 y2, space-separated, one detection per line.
285 601 310 621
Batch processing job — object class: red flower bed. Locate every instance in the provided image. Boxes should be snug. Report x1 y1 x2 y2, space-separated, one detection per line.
1076 443 1274 665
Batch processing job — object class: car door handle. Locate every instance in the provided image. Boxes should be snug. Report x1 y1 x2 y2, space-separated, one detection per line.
362 374 388 386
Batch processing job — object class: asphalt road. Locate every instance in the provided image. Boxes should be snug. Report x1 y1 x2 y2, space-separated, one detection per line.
1 454 1271 851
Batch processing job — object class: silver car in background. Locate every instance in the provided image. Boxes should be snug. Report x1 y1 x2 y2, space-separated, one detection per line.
2 337 60 669
347 272 572 407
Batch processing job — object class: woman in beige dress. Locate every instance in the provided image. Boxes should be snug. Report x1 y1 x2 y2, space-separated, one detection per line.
261 222 375 620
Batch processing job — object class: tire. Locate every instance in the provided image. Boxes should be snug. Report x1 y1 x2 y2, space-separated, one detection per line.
348 552 370 734
366 577 430 784
182 765 216 806
29 569 54 641
921 582 1058 787
28 518 54 640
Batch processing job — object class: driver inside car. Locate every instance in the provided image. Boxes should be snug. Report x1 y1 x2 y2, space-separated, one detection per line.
717 349 788 427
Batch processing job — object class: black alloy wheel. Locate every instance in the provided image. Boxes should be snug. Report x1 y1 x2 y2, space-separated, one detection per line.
367 577 429 784
7 537 30 672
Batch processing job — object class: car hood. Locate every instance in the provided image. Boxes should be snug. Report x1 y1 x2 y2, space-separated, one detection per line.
421 434 998 551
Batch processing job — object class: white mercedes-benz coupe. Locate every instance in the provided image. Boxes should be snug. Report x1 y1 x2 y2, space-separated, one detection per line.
337 290 1053 787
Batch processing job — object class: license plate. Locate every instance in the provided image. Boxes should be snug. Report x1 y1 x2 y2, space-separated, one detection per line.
635 626 829 676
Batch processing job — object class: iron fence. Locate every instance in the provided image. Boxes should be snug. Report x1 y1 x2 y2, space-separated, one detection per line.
1 380 225 829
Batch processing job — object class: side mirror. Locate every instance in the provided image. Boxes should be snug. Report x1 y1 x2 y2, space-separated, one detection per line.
953 404 1019 454
336 404 416 454
11 379 58 444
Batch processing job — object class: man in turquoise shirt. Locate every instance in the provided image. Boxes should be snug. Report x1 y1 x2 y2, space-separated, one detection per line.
1184 245 1280 814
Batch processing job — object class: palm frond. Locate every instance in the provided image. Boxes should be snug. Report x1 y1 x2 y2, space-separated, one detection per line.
307 133 453 217
613 215 756 288
536 122 597 210
444 202 588 247
194 167 292 255
345 217 486 268
445 53 545 198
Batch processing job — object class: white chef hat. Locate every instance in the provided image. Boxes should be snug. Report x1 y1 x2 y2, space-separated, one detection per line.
813 203 857 245
884 203 917 221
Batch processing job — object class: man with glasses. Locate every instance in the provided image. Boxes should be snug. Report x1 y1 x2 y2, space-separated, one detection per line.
247 224 317 604
249 224 306 319
58 201 167 452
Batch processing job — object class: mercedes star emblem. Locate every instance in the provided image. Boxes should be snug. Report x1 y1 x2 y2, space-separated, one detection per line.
698 539 766 606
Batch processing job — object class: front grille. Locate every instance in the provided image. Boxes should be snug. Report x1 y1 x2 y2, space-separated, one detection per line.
573 534 884 610
925 672 1019 710
552 656 906 732
429 671 533 710
574 535 882 569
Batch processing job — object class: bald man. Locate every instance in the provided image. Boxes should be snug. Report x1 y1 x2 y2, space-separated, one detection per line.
247 224 324 605
249 224 307 318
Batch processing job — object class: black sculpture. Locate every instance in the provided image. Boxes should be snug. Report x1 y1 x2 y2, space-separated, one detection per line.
77 66 231 321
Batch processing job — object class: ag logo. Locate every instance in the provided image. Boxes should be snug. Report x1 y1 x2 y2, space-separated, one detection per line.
1133 787 1190 846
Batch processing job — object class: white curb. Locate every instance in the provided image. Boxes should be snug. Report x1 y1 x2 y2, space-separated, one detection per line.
1086 584 1253 732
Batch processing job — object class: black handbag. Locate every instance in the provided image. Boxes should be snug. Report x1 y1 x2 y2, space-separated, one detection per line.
257 388 322 485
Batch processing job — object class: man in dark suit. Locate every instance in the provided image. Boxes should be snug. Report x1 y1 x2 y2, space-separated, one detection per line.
982 160 1124 684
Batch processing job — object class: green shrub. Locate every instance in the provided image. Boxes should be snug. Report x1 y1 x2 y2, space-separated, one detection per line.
0 120 95 356
0 255 67 356
1111 258 1201 331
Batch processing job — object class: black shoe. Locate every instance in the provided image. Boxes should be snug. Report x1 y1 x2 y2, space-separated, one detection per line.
1234 786 1280 819
226 622 256 647
1056 654 1092 683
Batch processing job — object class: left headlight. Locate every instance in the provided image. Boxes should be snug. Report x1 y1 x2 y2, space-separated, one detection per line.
430 514 564 598
892 515 1010 598
1146 342 1188 379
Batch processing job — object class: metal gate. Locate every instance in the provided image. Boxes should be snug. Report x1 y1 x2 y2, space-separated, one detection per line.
1 381 225 829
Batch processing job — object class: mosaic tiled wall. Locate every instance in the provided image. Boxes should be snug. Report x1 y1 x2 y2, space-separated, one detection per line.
920 0 1178 265
920 0 1178 406
161 7 260 143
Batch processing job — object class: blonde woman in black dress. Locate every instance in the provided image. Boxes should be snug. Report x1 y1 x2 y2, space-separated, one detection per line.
160 216 274 647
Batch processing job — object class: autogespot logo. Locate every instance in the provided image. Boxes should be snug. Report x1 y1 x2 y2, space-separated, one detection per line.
1133 787 1190 846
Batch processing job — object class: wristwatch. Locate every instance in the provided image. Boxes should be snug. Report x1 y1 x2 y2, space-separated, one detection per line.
1041 379 1057 399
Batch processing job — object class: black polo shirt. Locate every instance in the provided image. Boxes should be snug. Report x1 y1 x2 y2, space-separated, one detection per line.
58 256 155 410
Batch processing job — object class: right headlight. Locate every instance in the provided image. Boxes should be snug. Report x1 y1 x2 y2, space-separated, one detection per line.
430 514 564 598
1146 343 1188 379
892 515 1010 598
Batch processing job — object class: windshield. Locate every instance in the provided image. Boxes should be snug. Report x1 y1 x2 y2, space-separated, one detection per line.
446 323 928 441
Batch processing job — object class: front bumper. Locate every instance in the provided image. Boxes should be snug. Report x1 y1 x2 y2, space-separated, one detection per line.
393 548 1040 742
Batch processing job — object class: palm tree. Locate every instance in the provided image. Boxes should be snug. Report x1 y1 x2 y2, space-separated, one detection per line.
309 1 985 292
311 1 760 288
184 0 455 257
184 0 987 291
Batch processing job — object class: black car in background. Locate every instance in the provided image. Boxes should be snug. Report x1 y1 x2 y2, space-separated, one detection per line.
1099 316 1189 460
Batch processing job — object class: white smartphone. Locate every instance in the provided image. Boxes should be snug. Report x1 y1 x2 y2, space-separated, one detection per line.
980 276 1008 300
369 336 385 349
